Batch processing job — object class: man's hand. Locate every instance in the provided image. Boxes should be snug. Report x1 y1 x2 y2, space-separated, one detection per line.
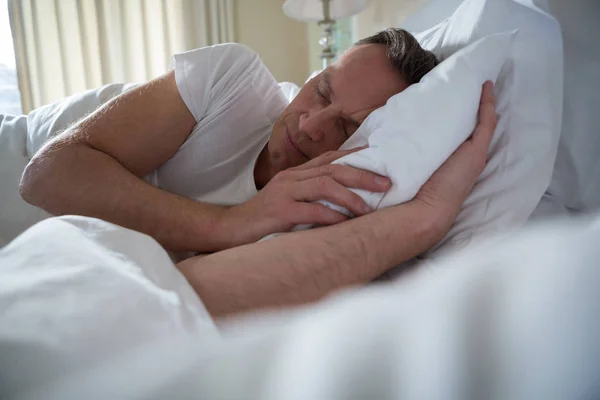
215 147 392 248
412 81 498 238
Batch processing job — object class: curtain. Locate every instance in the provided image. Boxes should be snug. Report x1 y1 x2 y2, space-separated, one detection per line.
8 0 235 113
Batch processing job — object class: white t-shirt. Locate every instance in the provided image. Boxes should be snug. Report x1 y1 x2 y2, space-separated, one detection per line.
145 43 288 206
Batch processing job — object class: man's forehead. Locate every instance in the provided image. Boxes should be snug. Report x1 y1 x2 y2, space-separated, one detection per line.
324 45 407 122
337 43 389 66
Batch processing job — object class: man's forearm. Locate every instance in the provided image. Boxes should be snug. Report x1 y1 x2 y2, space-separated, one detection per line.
178 201 445 317
21 143 228 252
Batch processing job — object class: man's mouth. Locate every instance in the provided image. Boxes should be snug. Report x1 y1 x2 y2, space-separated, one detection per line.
285 127 309 159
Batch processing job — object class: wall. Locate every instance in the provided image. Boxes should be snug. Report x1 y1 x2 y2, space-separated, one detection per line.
352 0 429 39
234 0 310 85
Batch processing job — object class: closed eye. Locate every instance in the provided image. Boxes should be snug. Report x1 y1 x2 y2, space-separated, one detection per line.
315 82 331 104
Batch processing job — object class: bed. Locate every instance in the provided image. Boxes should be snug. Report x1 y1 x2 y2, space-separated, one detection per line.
1 0 599 398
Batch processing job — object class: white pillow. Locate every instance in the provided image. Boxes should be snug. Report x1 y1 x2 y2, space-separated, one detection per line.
543 0 600 212
404 0 600 220
400 0 464 33
332 32 513 210
401 0 550 34
410 0 563 254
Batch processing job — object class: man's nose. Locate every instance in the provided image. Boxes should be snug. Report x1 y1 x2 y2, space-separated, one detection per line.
298 109 332 142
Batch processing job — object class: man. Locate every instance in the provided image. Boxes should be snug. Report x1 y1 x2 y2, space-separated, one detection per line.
20 29 497 317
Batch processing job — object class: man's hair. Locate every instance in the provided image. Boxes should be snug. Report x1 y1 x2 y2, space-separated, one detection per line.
355 28 438 85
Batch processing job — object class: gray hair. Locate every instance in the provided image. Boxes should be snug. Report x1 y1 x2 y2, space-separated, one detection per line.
355 28 439 85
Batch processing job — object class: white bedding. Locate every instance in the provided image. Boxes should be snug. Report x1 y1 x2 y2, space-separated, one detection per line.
0 114 50 247
543 0 600 213
2 214 599 399
0 0 598 397
0 216 219 397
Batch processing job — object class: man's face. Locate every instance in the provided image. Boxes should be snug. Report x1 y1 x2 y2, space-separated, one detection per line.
267 44 408 172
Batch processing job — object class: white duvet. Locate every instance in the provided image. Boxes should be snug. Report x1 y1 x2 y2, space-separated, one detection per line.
0 216 219 397
1 215 599 399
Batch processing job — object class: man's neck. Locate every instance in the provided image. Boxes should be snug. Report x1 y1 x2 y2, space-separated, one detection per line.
253 143 273 190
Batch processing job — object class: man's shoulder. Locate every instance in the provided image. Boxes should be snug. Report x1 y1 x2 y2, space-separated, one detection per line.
180 42 259 66
212 43 259 60
172 42 284 123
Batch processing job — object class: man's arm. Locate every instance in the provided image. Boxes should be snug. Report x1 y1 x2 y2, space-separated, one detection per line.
20 69 389 253
179 81 498 317
178 200 445 317
19 72 231 252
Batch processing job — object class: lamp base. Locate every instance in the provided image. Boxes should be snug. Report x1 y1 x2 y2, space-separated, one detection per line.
318 0 335 69
318 18 336 69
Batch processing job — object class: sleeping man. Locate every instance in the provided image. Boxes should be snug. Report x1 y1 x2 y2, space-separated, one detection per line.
19 28 498 317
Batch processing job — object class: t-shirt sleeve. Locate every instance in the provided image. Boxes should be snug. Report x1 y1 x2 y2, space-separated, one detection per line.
171 43 266 123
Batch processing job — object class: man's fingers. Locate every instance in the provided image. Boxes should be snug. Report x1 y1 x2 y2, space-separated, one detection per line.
472 81 498 148
478 81 496 126
480 80 495 107
473 103 497 143
290 146 367 171
295 176 373 216
288 164 391 193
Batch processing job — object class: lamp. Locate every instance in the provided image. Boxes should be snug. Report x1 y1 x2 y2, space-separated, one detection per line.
283 0 372 69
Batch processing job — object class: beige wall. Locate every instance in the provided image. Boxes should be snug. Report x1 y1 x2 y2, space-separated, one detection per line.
352 0 428 39
234 0 310 85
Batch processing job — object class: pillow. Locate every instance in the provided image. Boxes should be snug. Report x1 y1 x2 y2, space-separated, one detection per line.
412 0 600 217
0 115 51 247
330 32 513 211
543 0 600 212
279 82 301 103
400 0 550 34
414 0 562 254
335 0 563 257
400 0 464 34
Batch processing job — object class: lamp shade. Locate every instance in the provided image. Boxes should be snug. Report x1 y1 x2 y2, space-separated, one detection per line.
283 0 372 22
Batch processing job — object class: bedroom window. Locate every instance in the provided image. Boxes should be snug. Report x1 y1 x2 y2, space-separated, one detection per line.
0 0 22 115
